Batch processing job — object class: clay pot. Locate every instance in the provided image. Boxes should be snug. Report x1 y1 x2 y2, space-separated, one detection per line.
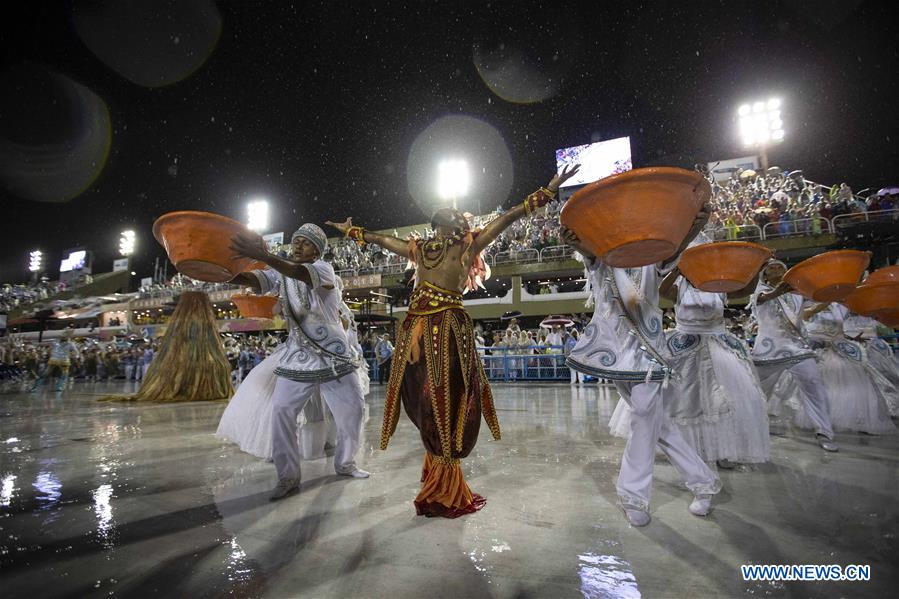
783 250 871 302
153 211 263 282
679 241 773 293
864 265 899 286
843 282 899 317
560 167 710 267
874 309 899 328
231 294 278 319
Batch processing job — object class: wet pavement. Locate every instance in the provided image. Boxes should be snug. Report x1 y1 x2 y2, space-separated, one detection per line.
1 381 897 598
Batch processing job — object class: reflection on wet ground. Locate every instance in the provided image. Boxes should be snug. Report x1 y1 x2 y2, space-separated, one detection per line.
1 382 897 598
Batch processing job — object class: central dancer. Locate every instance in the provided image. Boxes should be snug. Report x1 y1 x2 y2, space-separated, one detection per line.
561 207 721 527
327 164 579 517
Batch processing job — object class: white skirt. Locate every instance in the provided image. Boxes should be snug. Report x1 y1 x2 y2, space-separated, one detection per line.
216 347 369 460
608 333 771 463
866 340 899 416
216 346 284 459
788 342 897 435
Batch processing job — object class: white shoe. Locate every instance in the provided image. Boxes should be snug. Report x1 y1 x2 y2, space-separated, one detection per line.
269 478 300 501
689 495 712 517
622 507 651 527
338 468 370 479
816 435 839 452
716 459 736 470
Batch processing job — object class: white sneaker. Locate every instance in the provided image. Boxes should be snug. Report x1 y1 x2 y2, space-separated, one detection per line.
269 478 299 501
816 435 838 452
338 469 370 479
689 495 712 517
622 507 651 527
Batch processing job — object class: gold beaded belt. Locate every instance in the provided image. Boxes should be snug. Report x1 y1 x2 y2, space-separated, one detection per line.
407 281 463 315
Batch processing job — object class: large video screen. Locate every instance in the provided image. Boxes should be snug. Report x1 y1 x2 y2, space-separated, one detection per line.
555 136 632 188
60 250 87 273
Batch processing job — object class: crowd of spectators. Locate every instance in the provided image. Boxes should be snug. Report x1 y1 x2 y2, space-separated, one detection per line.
1 280 66 312
704 166 897 240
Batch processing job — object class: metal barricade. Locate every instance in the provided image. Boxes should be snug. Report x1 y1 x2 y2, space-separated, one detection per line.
832 208 898 229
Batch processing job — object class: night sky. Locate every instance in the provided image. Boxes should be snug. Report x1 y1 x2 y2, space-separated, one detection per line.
1 0 896 283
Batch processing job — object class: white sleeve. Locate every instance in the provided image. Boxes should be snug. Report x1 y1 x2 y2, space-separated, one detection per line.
250 268 280 294
303 260 336 291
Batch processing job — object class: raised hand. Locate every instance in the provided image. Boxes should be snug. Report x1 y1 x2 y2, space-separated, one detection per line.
229 231 268 261
548 163 581 192
325 217 353 235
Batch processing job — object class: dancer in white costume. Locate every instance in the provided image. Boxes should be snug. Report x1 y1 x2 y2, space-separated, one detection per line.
792 303 897 434
750 260 838 451
229 223 369 500
844 312 899 415
216 281 371 461
562 217 721 528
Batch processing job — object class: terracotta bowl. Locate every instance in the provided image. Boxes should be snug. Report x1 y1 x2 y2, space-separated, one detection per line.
679 241 773 293
864 265 899 286
560 167 711 267
783 250 871 302
843 282 899 316
873 309 899 328
153 211 263 282
231 294 278 319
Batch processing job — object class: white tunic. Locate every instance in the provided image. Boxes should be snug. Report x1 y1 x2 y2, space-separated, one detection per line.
568 260 674 381
251 261 359 382
749 282 814 366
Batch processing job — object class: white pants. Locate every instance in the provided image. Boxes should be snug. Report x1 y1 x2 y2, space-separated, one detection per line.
570 366 583 384
298 393 338 460
271 373 364 481
756 358 834 439
615 381 720 511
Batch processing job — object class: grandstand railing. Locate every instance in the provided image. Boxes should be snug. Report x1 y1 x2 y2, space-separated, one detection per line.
831 208 898 229
709 224 764 241
762 217 832 239
365 345 589 383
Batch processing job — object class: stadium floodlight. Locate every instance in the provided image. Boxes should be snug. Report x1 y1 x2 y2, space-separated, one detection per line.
738 97 784 148
28 250 43 272
119 230 136 256
436 159 470 209
246 199 269 232
738 97 784 170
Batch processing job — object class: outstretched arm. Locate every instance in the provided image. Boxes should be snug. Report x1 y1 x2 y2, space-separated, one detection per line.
228 232 314 286
325 218 412 259
659 268 680 302
802 301 830 321
757 281 792 305
727 272 761 300
661 202 710 269
472 164 580 254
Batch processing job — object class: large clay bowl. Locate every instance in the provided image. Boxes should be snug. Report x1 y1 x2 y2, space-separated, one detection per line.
560 167 710 267
153 211 262 282
864 265 899 286
873 309 899 328
783 250 871 302
679 241 773 293
231 294 278 319
843 282 899 316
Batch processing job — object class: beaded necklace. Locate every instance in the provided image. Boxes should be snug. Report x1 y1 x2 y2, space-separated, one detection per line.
420 229 466 270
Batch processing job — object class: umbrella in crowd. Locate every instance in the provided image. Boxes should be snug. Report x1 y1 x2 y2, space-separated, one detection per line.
539 315 574 328
500 310 523 321
876 187 899 196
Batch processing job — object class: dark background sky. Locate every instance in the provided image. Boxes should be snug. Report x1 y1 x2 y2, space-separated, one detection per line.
1 0 896 284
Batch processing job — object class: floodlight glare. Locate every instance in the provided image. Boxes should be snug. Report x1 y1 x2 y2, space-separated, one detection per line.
738 98 785 148
119 230 136 256
28 250 43 272
246 199 269 232
436 159 470 202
